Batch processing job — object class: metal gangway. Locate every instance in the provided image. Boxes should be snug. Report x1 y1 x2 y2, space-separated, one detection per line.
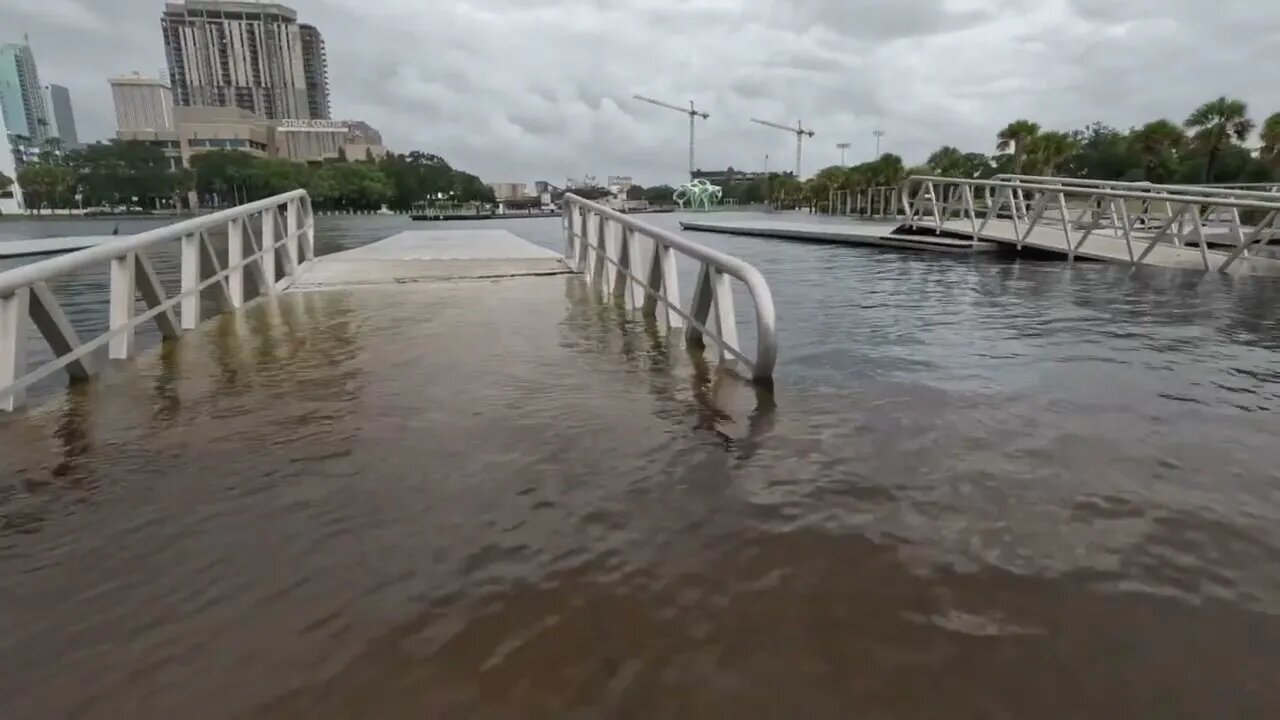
892 175 1280 274
1 191 778 412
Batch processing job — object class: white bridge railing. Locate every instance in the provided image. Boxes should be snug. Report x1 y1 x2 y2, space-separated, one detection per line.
1 190 315 411
897 175 1280 269
562 193 777 383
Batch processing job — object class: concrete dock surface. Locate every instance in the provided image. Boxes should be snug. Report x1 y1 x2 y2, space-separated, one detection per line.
292 229 571 289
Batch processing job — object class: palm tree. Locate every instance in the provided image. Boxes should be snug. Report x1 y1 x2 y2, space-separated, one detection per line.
1019 131 1079 176
926 146 965 176
0 170 11 193
1128 119 1185 182
1184 97 1255 182
1261 112 1280 167
996 120 1041 173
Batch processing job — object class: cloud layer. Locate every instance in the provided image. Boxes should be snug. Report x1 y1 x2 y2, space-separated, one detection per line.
4 0 1279 185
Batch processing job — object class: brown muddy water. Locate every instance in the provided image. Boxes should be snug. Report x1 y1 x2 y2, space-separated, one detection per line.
2 213 1280 718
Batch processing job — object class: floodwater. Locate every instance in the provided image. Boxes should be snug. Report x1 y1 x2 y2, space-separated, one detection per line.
3 213 1280 718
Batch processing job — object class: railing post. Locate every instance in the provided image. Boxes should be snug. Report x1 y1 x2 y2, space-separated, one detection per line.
627 228 645 309
562 203 574 260
591 214 608 289
181 233 201 329
711 268 739 366
261 208 277 292
0 288 30 411
286 198 300 274
109 252 136 359
228 217 245 307
685 263 714 348
302 194 316 261
601 218 617 297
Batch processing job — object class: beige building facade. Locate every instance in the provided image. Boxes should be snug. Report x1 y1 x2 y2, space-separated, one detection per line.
117 106 386 167
110 73 177 131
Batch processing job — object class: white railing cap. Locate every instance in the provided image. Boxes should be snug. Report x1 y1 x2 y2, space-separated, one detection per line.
906 176 1280 212
0 190 307 297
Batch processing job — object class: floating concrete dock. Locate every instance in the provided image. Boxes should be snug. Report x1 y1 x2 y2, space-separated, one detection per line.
291 229 571 289
0 235 117 259
680 219 998 253
914 218 1280 275
2 193 778 413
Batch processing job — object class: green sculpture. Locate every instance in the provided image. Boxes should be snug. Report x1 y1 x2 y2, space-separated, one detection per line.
674 179 722 211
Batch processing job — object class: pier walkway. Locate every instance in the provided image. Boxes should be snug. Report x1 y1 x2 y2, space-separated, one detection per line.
0 191 777 413
835 176 1280 274
679 218 997 253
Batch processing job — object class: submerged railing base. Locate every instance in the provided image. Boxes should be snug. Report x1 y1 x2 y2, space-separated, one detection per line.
1 191 315 412
562 193 777 384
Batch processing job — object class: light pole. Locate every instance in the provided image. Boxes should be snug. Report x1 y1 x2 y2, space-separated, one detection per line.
872 129 885 158
836 142 850 166
763 154 769 208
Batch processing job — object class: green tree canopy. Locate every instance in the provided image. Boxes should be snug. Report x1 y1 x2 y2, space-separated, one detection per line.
1261 112 1280 167
1184 96 1255 182
996 119 1041 173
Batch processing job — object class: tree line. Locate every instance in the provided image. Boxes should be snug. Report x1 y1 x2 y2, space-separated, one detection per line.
802 97 1280 206
6 142 495 213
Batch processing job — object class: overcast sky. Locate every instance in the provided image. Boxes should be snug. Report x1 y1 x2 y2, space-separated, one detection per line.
3 0 1279 186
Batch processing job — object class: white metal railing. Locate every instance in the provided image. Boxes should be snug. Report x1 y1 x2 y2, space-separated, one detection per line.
562 193 777 383
993 174 1280 202
1 190 315 411
844 185 908 219
897 175 1280 270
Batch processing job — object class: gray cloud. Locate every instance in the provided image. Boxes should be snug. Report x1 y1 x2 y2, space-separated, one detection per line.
3 0 1280 186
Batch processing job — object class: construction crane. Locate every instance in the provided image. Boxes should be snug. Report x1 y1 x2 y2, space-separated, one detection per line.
751 118 815 178
633 95 709 180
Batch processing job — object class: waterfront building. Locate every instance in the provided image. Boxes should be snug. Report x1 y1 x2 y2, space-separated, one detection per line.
487 182 528 200
161 1 330 121
0 38 52 148
45 84 79 148
0 108 24 213
110 73 177 132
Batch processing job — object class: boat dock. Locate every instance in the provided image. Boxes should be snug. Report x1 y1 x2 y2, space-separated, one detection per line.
0 235 117 259
291 229 571 288
0 191 777 413
849 175 1280 274
679 219 998 253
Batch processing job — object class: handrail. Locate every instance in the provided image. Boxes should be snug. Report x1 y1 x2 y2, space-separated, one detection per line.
992 174 1280 201
906 175 1280 210
561 193 777 383
0 190 308 296
1 190 316 411
895 175 1280 272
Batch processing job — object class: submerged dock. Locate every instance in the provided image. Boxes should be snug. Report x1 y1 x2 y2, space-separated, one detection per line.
680 219 997 253
292 229 571 288
0 235 117 259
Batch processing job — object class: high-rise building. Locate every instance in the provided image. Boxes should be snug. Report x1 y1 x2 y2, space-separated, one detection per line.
0 38 52 146
161 1 328 121
0 107 24 213
45 84 79 147
110 73 176 131
298 24 330 120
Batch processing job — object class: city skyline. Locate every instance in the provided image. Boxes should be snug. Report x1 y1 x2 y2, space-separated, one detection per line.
2 0 1280 186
